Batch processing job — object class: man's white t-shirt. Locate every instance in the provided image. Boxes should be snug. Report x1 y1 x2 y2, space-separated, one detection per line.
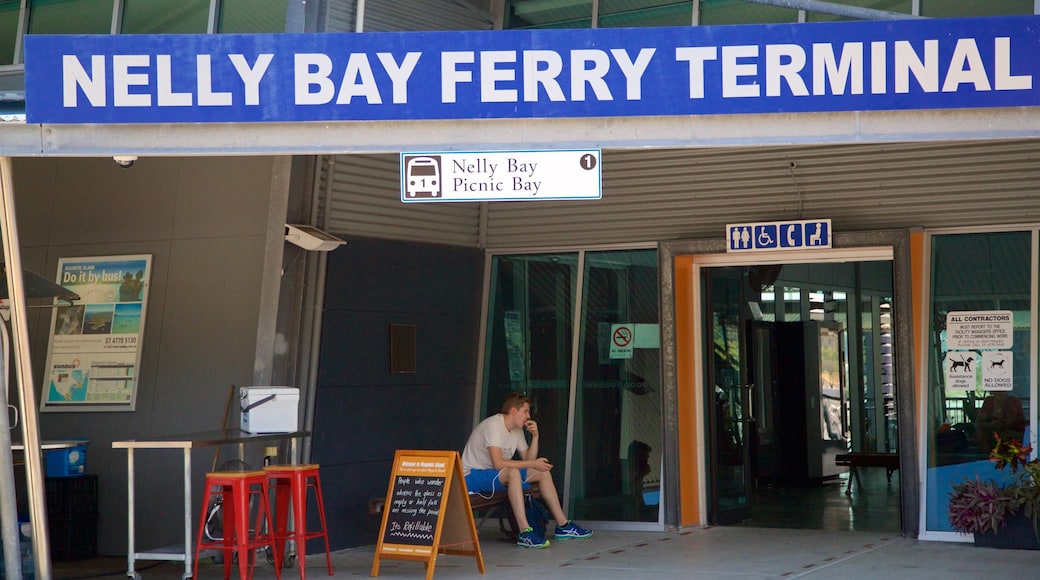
461 413 528 475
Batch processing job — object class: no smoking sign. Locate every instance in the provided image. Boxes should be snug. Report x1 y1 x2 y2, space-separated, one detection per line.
610 324 634 359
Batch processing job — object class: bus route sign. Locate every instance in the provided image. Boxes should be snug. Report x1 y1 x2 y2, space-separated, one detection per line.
400 149 600 202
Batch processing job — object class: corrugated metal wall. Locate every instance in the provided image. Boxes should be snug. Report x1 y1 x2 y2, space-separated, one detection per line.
321 0 358 32
323 139 1040 249
315 0 492 246
322 154 482 246
485 139 1040 248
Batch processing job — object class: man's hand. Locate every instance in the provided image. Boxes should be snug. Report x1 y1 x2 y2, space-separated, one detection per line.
531 456 553 472
524 419 539 438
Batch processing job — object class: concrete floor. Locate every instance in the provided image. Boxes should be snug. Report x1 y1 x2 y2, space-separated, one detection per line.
50 469 1037 579
52 526 1039 580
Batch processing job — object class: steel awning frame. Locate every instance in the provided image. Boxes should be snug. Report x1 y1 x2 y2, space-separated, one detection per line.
0 107 1036 158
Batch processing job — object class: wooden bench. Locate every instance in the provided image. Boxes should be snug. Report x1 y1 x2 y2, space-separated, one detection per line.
468 491 521 539
835 453 899 495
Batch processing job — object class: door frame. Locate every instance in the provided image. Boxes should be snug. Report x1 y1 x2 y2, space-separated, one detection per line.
659 230 919 535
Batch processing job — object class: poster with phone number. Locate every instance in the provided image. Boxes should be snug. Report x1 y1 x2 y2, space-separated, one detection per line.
41 255 151 412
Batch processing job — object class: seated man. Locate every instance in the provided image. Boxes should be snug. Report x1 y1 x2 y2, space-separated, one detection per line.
461 392 592 548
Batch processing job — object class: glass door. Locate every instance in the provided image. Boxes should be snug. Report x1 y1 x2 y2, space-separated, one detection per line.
700 258 897 529
479 249 662 527
704 267 754 524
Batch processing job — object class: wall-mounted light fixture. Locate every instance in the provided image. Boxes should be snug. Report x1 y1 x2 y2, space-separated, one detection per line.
284 224 346 252
112 155 137 168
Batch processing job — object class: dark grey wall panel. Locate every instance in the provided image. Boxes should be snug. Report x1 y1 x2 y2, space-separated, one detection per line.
11 156 284 555
318 311 479 385
311 237 483 548
313 384 475 463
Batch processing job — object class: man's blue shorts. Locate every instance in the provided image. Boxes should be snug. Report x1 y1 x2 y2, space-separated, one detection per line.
464 468 531 494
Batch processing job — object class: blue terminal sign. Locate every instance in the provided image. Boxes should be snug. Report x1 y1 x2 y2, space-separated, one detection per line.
23 16 1040 124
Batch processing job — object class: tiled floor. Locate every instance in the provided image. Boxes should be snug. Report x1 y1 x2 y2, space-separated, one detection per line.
737 468 901 532
53 525 1038 580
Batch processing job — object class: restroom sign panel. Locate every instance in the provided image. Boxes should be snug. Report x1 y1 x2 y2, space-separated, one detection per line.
726 219 831 252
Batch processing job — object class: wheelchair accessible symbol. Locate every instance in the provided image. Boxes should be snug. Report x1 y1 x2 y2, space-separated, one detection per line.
754 225 778 249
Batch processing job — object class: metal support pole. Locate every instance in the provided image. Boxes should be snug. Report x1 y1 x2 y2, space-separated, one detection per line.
0 324 22 580
0 156 52 579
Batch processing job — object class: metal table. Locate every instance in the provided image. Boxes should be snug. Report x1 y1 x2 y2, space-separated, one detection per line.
112 429 310 580
12 439 88 452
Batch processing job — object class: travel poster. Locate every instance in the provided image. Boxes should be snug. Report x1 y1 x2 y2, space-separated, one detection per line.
41 255 151 412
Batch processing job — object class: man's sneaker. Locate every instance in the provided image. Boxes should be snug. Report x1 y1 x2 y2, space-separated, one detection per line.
554 521 593 539
516 527 550 549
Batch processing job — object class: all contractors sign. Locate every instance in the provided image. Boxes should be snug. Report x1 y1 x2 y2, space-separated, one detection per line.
24 16 1040 124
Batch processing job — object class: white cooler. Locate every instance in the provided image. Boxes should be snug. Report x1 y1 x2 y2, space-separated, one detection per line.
240 386 300 433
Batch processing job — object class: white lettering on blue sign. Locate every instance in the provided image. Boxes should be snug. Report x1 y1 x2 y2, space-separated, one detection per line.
24 16 1040 124
727 219 831 252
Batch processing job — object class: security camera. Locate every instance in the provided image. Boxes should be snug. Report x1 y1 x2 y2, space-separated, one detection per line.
285 224 346 252
113 155 137 168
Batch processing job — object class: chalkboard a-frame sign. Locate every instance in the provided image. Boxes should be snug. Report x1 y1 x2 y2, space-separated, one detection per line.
371 450 484 579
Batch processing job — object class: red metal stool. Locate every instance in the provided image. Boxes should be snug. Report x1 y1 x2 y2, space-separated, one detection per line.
264 464 333 579
193 470 280 580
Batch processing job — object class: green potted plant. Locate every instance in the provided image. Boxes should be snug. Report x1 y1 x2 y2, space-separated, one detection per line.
948 434 1040 549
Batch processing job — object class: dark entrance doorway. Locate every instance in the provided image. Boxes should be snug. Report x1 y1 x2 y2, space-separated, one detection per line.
703 261 901 532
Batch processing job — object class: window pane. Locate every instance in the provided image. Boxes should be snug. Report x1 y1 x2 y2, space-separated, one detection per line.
0 1 20 65
219 0 286 33
505 0 593 29
699 0 797 26
599 1 694 28
925 231 1032 533
481 253 577 479
570 249 660 522
122 0 208 34
28 0 111 34
921 0 1033 18
806 0 912 22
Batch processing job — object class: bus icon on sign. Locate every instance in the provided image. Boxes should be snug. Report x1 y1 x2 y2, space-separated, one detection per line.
405 156 441 198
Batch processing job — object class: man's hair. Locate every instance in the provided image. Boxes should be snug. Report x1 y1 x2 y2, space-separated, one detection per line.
501 392 532 414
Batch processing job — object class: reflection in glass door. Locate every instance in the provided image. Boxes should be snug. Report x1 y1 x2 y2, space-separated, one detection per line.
701 259 898 530
704 268 753 524
569 250 661 524
479 249 662 526
481 253 577 468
